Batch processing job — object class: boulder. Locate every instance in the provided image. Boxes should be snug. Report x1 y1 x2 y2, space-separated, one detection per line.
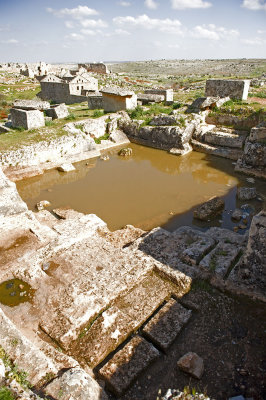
36 200 51 211
177 352 204 379
237 187 257 200
188 96 230 112
231 209 243 221
45 103 69 119
193 197 225 221
57 163 76 172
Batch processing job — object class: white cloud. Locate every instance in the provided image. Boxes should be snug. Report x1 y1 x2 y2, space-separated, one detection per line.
192 24 239 40
80 29 97 36
47 6 98 20
65 21 74 29
117 1 131 6
66 33 84 41
242 37 266 45
114 28 131 35
144 0 158 9
241 0 266 10
171 0 212 9
257 29 266 34
113 14 183 35
168 43 180 48
80 19 108 28
1 39 18 44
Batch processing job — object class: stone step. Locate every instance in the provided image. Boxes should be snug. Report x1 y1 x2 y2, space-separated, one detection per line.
191 139 243 160
71 273 174 368
98 335 160 396
142 298 192 351
203 129 247 149
199 242 242 278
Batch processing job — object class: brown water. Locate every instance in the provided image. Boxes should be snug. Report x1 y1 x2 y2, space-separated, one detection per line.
16 144 265 232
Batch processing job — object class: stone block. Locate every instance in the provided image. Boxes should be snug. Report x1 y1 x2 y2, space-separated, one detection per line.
98 336 160 396
143 298 191 351
10 108 45 130
199 242 242 277
205 79 250 100
73 306 135 368
237 187 257 200
249 124 266 142
177 352 204 379
204 128 247 149
193 196 225 221
137 94 165 104
144 89 173 102
57 163 76 172
13 99 50 111
46 103 69 119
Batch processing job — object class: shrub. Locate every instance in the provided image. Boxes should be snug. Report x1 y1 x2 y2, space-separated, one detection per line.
0 387 15 400
93 110 104 118
65 113 76 121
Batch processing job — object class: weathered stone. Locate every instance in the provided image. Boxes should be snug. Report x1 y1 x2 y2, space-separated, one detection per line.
169 143 192 156
98 336 160 396
101 87 137 112
193 197 225 221
36 200 51 211
188 96 229 112
0 167 28 216
204 128 247 149
137 93 165 104
150 115 178 126
199 242 242 277
45 103 69 119
115 273 173 329
73 306 135 368
249 123 266 142
10 108 45 130
118 147 132 156
13 99 50 111
44 368 108 400
192 139 243 160
143 298 191 351
239 140 266 167
144 89 173 103
205 79 250 100
231 209 243 221
0 308 58 387
88 95 103 110
57 163 76 172
0 124 11 133
207 227 247 246
237 187 257 200
177 352 204 379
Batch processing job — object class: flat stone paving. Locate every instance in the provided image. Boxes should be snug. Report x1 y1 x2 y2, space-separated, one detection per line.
200 242 242 277
98 335 160 396
142 298 192 351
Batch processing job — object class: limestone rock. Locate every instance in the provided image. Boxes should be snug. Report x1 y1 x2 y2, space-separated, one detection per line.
0 359 5 384
143 298 192 351
57 163 76 172
44 368 108 400
36 200 51 211
45 103 69 119
10 108 45 130
205 79 250 100
193 197 225 221
231 209 243 221
118 147 132 156
98 336 160 396
237 187 257 200
150 115 178 126
13 99 50 111
177 352 204 379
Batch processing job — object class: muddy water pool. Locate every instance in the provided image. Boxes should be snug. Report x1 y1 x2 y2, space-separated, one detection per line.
16 144 265 232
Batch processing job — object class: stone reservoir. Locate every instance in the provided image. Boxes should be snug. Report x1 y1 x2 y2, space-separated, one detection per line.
16 144 265 232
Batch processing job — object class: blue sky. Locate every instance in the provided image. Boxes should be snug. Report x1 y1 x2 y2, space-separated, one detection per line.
0 0 265 62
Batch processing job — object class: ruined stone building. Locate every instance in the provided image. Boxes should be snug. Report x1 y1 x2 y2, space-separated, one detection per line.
39 73 98 104
78 62 110 74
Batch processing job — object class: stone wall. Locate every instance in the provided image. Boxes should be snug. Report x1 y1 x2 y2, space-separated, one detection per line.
40 82 90 104
205 79 250 100
88 95 104 110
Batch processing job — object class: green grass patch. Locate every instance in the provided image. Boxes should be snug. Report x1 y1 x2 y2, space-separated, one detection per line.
65 113 76 121
94 132 110 144
93 109 105 118
0 387 15 400
0 346 30 389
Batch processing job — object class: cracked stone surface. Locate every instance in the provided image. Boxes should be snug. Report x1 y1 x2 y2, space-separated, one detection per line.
98 336 160 396
143 298 192 351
